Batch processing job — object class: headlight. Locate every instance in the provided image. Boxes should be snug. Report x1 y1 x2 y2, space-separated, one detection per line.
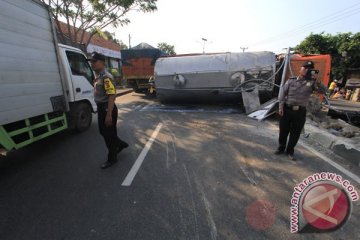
230 72 245 86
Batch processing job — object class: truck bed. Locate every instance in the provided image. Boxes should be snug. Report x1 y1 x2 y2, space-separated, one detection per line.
0 0 65 125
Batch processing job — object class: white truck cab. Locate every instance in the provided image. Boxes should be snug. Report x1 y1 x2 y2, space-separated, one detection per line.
57 44 97 131
58 44 97 112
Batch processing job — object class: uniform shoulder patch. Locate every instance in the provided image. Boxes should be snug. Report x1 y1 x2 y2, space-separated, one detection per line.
104 78 115 95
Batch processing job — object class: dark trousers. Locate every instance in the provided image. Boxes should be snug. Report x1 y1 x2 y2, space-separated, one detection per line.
278 105 307 155
97 103 127 161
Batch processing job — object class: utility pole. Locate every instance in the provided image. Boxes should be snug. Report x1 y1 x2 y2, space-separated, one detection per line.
128 34 131 48
202 38 208 54
240 47 248 52
278 47 291 98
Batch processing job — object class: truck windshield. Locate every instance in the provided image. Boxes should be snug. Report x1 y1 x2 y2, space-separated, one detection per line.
66 51 94 83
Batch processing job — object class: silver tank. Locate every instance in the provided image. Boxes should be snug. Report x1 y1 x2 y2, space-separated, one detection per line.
154 52 276 103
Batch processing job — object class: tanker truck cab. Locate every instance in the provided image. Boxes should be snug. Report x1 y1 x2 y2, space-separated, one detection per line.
58 44 97 131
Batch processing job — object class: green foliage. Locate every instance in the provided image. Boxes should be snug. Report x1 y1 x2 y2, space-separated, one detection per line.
157 42 176 56
96 30 128 49
295 32 360 80
118 40 129 50
42 0 157 48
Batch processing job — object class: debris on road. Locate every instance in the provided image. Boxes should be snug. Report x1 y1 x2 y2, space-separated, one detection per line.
304 95 360 139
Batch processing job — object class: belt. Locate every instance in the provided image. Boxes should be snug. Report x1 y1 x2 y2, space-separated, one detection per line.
285 104 306 111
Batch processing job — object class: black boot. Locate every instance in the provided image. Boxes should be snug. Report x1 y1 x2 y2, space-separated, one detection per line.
117 140 129 153
285 149 296 161
101 159 117 169
101 152 118 169
274 146 285 155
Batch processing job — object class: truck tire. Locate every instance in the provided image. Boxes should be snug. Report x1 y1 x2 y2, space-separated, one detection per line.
72 102 92 132
133 84 142 93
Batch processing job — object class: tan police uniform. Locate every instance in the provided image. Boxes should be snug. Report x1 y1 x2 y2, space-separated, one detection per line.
94 69 127 164
277 61 326 159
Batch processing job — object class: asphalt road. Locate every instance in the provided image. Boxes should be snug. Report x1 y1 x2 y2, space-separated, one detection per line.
1 93 359 240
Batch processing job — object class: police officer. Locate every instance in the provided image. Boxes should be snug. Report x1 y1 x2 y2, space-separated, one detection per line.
89 52 129 169
275 61 326 160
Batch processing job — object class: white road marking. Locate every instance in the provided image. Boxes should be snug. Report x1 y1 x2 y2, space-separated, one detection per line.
196 179 217 240
134 104 146 111
122 123 163 186
299 140 360 184
166 140 169 169
267 121 360 184
141 104 152 111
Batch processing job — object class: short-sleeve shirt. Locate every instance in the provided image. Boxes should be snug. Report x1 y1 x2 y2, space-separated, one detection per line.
278 77 327 109
329 82 337 90
94 70 116 104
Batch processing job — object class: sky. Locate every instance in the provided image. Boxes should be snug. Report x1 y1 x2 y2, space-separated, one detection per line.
109 0 360 54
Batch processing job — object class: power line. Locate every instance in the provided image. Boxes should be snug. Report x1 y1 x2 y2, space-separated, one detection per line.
250 2 360 48
258 3 360 45
252 7 360 47
281 4 360 37
263 8 360 48
276 7 360 41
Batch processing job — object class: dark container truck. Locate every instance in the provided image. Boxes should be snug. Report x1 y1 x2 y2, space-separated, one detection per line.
121 43 164 93
0 0 96 151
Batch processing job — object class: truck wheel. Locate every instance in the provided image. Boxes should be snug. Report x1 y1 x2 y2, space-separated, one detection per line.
73 103 92 132
133 85 142 93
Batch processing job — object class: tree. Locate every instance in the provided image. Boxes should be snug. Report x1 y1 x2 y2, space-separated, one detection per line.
41 0 157 49
157 42 176 56
118 40 129 50
97 31 128 49
295 32 330 54
295 32 360 80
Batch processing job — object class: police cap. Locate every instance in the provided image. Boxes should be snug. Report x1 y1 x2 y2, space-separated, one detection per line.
302 61 314 69
88 52 106 62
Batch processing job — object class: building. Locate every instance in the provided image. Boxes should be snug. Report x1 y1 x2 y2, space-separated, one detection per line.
56 21 121 80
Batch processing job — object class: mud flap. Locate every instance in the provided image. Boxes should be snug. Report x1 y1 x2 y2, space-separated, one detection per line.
242 86 261 114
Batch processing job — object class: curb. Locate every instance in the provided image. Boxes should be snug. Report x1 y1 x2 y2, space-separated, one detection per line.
304 123 360 166
116 89 133 97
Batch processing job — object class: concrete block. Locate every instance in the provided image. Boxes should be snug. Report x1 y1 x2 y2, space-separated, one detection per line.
305 124 338 149
309 132 337 149
331 143 360 166
305 119 360 166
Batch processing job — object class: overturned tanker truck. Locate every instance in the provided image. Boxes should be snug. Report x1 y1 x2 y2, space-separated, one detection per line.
154 52 276 103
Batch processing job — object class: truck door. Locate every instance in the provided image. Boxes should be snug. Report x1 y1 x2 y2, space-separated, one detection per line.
65 51 97 111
